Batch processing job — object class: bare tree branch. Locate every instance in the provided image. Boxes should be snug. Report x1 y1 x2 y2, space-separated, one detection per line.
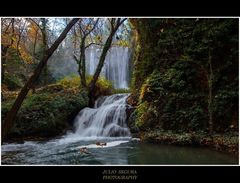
85 18 99 37
16 19 27 58
119 18 127 26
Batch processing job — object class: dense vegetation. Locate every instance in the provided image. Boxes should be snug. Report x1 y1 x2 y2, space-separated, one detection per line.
128 19 238 153
2 85 88 140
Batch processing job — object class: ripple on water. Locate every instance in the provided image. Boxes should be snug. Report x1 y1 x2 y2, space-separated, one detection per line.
1 137 238 165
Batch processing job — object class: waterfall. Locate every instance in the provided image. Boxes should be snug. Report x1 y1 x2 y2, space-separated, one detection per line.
48 44 131 89
73 94 131 137
86 45 131 89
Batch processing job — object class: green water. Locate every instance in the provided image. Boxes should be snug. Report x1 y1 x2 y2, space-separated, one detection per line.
1 136 238 165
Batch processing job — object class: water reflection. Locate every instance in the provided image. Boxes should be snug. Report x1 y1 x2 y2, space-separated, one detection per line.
127 143 238 165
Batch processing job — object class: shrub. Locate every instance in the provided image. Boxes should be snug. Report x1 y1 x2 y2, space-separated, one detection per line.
113 88 131 94
57 74 113 94
3 74 23 90
57 75 80 89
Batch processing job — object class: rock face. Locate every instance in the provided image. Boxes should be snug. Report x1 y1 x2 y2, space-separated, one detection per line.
126 93 140 136
128 111 140 136
126 105 135 122
127 93 138 107
126 105 140 136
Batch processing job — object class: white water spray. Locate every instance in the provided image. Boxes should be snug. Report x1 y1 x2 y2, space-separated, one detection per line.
73 94 131 137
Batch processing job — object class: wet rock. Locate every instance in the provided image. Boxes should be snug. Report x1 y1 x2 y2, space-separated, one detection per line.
127 94 138 106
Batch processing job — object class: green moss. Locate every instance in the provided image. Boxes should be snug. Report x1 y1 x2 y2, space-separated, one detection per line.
92 76 113 94
135 101 158 130
135 102 149 128
112 88 131 94
57 75 80 89
57 74 113 96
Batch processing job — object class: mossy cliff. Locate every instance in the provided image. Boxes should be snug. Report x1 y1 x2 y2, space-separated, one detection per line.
127 19 239 153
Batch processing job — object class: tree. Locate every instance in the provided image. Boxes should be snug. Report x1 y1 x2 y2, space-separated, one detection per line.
27 18 50 91
188 20 215 134
88 18 127 106
207 47 213 134
71 18 127 106
40 18 49 86
2 18 49 92
2 18 80 141
73 18 100 88
1 18 15 85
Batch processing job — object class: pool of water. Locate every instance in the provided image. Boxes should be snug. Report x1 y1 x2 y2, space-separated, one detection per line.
1 135 238 165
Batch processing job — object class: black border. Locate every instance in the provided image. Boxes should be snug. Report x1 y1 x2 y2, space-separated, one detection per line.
0 7 240 16
1 5 239 183
0 166 239 182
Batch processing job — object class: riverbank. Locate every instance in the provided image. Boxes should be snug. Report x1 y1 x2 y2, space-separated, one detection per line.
139 130 239 155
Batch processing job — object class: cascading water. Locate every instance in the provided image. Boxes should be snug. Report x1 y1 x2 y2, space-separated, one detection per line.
86 45 131 89
73 93 131 137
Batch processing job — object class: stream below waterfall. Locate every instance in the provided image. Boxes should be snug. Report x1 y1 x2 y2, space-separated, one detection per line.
1 137 238 165
1 94 238 165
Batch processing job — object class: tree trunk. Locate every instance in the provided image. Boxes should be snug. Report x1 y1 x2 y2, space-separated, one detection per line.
208 48 213 134
2 18 79 141
41 18 49 86
1 45 8 83
31 30 38 94
80 37 87 88
1 19 15 87
1 45 8 101
88 31 115 106
74 37 87 88
43 65 48 85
